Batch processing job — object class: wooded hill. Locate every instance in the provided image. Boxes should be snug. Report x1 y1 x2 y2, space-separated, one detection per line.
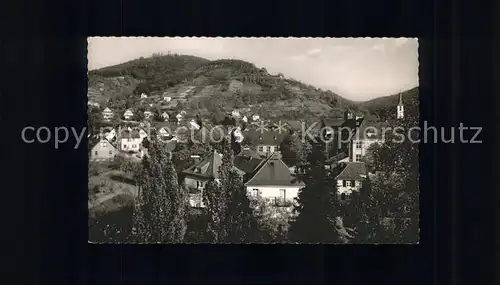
88 53 418 122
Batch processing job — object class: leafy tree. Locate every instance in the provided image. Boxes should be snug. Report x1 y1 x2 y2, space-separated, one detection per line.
289 139 342 243
129 140 188 243
134 111 144 122
279 133 301 167
352 106 419 244
88 107 103 136
251 197 293 243
202 140 257 243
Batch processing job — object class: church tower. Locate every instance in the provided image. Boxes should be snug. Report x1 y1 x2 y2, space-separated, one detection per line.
397 92 404 119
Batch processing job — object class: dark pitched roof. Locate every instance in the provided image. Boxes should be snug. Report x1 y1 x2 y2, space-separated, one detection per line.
321 118 345 128
238 148 261 159
245 154 304 187
120 130 141 139
336 162 368 180
233 155 264 175
183 150 245 178
92 138 116 150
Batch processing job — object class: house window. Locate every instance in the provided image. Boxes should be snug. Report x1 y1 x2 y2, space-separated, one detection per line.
356 154 362 161
346 180 351 187
94 151 98 155
101 142 107 147
356 141 362 149
340 193 346 201
267 146 271 152
196 181 205 189
258 146 264 152
252 189 259 197
342 180 346 187
132 144 136 148
279 189 286 202
109 150 112 155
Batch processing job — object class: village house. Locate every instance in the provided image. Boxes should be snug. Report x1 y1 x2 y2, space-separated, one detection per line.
231 109 241 118
140 93 148 99
90 139 117 161
189 119 201 130
242 130 288 157
335 162 369 202
242 116 248 123
102 107 114 121
244 153 304 207
176 113 183 123
143 110 154 120
157 126 172 139
182 150 246 207
120 130 142 152
88 101 100 108
123 109 134 120
351 120 384 163
233 148 264 180
161 112 169 121
163 96 172 102
252 114 260 121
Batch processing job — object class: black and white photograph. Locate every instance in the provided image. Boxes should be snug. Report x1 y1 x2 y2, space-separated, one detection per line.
87 37 419 244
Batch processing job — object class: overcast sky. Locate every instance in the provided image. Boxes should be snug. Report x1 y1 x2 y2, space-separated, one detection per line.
88 37 418 101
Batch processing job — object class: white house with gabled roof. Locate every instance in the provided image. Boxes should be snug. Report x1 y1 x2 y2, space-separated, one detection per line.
102 108 114 121
90 139 117 161
123 109 134 120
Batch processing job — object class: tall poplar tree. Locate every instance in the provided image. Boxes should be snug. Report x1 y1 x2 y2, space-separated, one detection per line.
202 140 257 243
130 140 187 243
289 139 342 243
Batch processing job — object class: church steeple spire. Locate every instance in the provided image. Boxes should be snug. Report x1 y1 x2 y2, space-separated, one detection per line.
397 91 404 119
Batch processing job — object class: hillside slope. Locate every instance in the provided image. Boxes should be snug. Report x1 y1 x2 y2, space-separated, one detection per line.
358 87 419 121
88 54 361 120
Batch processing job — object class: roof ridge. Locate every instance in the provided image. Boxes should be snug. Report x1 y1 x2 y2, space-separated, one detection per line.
244 154 272 185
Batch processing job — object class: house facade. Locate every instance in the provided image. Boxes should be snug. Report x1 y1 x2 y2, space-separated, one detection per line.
161 112 169 121
123 109 134 120
102 108 114 121
120 130 142 152
245 154 304 207
350 120 383 162
335 162 368 202
144 110 154 120
90 139 117 161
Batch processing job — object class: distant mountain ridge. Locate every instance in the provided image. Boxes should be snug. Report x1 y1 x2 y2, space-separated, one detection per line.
88 53 417 121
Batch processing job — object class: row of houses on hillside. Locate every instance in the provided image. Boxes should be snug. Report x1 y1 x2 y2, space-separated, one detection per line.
99 107 186 123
